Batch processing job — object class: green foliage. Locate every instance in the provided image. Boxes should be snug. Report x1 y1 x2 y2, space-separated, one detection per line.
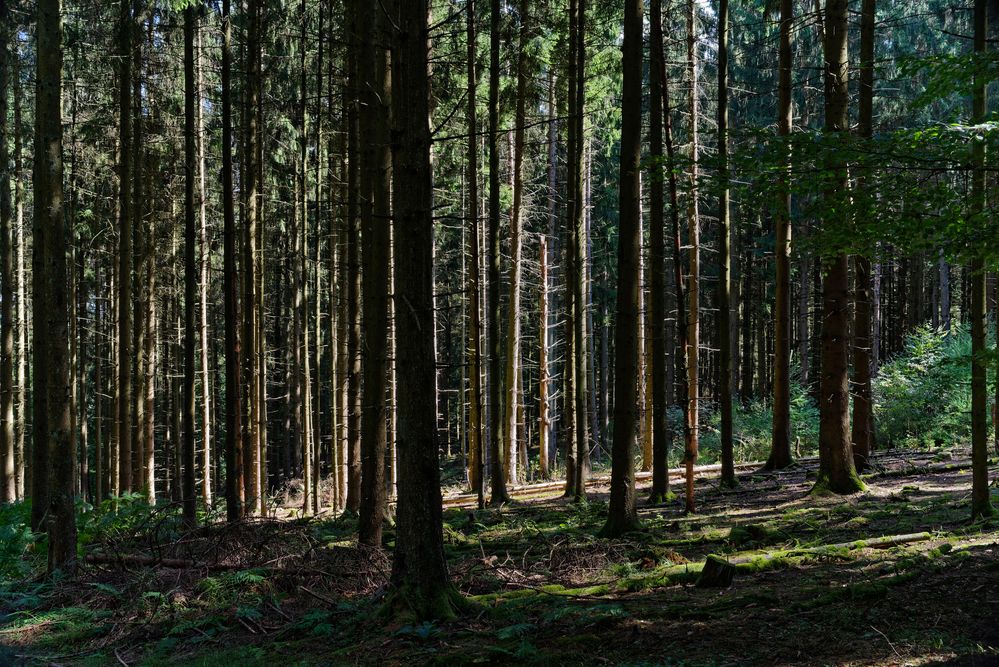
873 324 995 448
0 502 38 581
699 380 820 465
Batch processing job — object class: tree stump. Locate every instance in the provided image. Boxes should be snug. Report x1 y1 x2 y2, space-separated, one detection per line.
696 555 736 588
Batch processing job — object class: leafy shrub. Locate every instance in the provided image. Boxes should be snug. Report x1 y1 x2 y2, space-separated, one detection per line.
0 502 38 582
699 380 820 465
873 324 995 448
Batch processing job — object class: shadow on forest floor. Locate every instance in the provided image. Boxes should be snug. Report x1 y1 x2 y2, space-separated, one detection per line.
1 447 998 666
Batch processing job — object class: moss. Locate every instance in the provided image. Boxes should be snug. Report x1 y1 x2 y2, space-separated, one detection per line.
381 583 468 623
810 470 867 496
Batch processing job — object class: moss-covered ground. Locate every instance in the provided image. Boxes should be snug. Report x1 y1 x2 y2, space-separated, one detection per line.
2 448 997 665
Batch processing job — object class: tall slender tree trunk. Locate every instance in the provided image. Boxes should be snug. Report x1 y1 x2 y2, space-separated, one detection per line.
768 0 794 470
196 20 212 505
182 5 198 527
969 0 992 520
600 0 642 537
0 0 14 504
814 0 865 495
503 0 529 486
487 0 509 504
344 0 363 513
684 0 701 512
717 0 735 487
570 0 589 499
36 0 75 572
465 0 485 507
221 0 242 523
358 0 392 545
13 55 25 499
648 0 670 502
115 0 133 501
387 0 462 620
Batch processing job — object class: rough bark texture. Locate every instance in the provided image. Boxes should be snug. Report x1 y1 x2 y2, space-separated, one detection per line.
768 0 794 470
0 0 15 504
647 0 670 503
387 0 462 620
36 0 76 572
182 5 198 526
221 0 243 523
815 0 865 496
600 0 642 538
465 0 484 505
487 0 509 504
717 0 735 488
358 0 391 545
969 0 993 520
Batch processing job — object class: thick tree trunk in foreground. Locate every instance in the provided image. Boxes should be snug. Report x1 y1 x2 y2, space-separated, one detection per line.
600 0 642 538
388 0 462 620
36 0 76 572
815 0 865 495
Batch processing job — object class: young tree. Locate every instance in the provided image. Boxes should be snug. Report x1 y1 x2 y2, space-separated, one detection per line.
387 0 462 619
813 0 865 495
36 0 76 571
600 0 642 538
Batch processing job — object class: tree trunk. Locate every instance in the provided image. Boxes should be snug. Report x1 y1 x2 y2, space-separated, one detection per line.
716 0 736 487
358 0 392 545
814 0 864 495
345 0 362 513
387 0 461 620
767 0 794 470
503 0 529 486
465 0 485 506
487 0 509 504
600 0 642 538
221 0 242 523
0 0 14 504
36 0 75 572
684 0 701 512
647 0 670 503
969 0 993 520
115 0 133 501
196 19 212 505
182 5 198 526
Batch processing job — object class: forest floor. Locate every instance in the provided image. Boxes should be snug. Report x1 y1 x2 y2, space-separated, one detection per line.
2 448 999 666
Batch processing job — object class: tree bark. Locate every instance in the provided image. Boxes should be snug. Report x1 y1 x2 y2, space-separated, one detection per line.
600 0 642 537
221 0 242 523
358 0 392 545
0 0 14 504
487 0 509 504
36 0 75 572
387 0 461 620
767 0 794 470
684 0 701 512
182 5 198 526
814 0 865 495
